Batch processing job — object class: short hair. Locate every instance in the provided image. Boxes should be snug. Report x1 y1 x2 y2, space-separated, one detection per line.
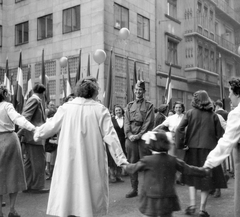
148 130 171 152
74 76 98 99
0 86 8 102
113 104 125 116
229 78 240 96
215 100 223 108
64 93 75 103
33 84 46 94
173 101 185 113
191 90 213 111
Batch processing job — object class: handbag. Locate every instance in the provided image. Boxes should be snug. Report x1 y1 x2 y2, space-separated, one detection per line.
45 137 57 153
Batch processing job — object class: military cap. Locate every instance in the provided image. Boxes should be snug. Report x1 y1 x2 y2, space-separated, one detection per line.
135 80 145 90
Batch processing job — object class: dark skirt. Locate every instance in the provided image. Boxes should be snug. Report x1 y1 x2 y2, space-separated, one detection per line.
182 148 227 191
0 132 27 195
139 191 181 216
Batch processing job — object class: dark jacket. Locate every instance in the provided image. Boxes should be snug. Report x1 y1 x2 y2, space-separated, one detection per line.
154 112 166 128
216 109 228 121
125 154 206 198
111 116 125 153
20 94 46 145
175 108 223 150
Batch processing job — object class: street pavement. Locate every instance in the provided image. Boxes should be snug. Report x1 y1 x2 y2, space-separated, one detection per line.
2 173 234 217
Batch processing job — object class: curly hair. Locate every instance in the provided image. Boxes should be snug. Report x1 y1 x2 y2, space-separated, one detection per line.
74 76 98 99
148 130 171 152
0 86 8 102
191 90 213 111
173 101 185 113
229 78 240 96
113 104 125 116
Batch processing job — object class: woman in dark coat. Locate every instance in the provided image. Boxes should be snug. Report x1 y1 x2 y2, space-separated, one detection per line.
108 105 126 182
175 90 227 217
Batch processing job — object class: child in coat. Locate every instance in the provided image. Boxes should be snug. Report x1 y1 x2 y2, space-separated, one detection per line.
123 130 210 217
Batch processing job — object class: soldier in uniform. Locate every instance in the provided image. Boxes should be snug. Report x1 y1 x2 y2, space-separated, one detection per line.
124 80 155 198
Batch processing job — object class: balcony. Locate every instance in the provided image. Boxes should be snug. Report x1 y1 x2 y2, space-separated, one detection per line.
211 0 240 26
215 34 239 56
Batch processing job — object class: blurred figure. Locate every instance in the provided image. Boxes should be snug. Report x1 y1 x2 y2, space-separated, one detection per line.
176 90 226 217
34 76 128 217
0 87 35 217
108 105 126 183
154 104 168 127
168 109 175 116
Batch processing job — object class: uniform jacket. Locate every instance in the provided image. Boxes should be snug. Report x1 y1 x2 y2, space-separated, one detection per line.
124 98 154 140
175 108 223 150
34 97 128 217
204 102 240 217
20 94 45 145
126 154 206 198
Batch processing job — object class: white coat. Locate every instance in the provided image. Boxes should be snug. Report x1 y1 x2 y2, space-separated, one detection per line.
34 97 128 217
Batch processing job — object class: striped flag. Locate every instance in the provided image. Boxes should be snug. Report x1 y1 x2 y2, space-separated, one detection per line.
219 54 225 109
24 65 33 100
61 72 66 99
66 59 72 96
132 61 137 100
75 49 81 85
14 51 24 113
87 53 90 76
41 49 50 103
164 63 172 109
126 56 132 103
104 49 115 110
3 57 11 93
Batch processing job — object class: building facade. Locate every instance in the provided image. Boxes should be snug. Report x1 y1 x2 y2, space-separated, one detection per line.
0 0 239 110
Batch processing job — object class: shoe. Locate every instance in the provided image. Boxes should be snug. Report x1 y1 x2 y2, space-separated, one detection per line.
29 188 49 194
125 189 138 198
198 210 210 217
213 189 221 198
2 202 6 207
185 205 196 215
8 211 21 217
116 177 124 182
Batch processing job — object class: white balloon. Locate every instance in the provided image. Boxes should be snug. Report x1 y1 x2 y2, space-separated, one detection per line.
93 49 106 64
119 28 130 40
59 57 68 68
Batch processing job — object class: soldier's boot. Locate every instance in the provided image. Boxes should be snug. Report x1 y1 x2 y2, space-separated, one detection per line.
126 174 138 198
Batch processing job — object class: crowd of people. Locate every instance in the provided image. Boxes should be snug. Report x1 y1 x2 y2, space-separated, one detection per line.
0 76 240 217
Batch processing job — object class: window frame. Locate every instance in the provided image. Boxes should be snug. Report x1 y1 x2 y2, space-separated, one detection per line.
37 14 53 40
62 5 81 34
167 0 177 19
137 14 150 41
114 3 129 30
15 21 29 46
165 33 181 66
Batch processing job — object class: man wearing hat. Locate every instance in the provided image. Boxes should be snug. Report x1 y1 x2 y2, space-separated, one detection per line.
124 80 155 198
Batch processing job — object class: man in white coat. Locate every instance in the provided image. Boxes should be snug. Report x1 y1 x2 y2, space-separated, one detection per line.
34 76 128 217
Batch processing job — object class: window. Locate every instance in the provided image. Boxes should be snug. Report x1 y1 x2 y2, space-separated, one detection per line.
15 21 29 45
197 1 202 13
63 5 80 34
137 14 150 41
114 3 129 29
37 14 53 40
0 26 2 47
167 39 178 65
167 0 177 19
204 48 209 70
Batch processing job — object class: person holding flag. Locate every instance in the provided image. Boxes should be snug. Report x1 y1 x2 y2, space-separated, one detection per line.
124 80 155 198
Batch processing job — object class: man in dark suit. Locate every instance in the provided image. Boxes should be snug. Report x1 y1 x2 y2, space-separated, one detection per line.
215 100 228 121
124 80 155 198
20 84 48 193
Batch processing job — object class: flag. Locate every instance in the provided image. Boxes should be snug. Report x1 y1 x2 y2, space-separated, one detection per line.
62 72 66 99
132 61 138 100
3 57 11 93
126 56 132 103
75 49 81 85
66 59 72 96
24 65 33 100
219 54 225 109
10 74 14 103
96 67 99 81
87 53 90 76
14 51 24 114
104 49 115 110
164 64 172 110
41 49 50 103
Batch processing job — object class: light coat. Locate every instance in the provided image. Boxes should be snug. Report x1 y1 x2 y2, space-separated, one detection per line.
34 97 127 217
